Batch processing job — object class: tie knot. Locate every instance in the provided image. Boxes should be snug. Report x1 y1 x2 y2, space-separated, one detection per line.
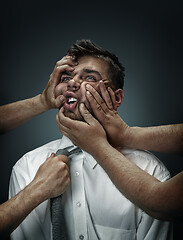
55 147 81 158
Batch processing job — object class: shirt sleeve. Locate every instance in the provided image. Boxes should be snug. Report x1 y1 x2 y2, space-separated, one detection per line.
9 161 29 199
136 211 173 239
128 150 173 240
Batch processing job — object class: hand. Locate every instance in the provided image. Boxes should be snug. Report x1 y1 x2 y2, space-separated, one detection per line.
40 55 78 109
56 104 108 155
85 81 130 148
32 153 70 200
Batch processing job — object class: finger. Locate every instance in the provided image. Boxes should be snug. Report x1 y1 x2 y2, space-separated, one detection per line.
86 84 108 113
50 153 55 157
56 118 70 139
56 108 81 139
85 89 106 122
55 95 65 108
56 111 70 134
57 107 73 129
49 65 74 91
79 103 97 126
47 153 55 159
56 117 70 138
57 121 69 136
107 87 117 111
54 64 74 81
56 112 78 143
56 155 70 164
56 55 78 67
51 55 78 85
99 81 114 110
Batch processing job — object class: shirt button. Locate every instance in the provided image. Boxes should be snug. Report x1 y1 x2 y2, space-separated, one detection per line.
76 202 81 207
79 235 84 239
75 171 80 176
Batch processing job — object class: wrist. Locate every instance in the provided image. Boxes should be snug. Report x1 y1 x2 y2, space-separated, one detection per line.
39 93 53 111
117 124 133 148
123 126 141 149
25 178 48 206
90 139 111 159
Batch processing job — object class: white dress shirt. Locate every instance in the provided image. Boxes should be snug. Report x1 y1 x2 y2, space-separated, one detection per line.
9 136 173 240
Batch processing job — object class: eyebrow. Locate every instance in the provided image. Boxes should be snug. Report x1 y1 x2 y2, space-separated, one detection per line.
61 71 72 76
61 68 102 79
82 69 102 79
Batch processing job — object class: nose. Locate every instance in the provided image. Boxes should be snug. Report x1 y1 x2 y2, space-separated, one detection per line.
67 77 81 91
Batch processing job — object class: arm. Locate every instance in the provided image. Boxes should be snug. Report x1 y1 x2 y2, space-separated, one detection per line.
0 95 57 134
0 55 77 134
125 124 183 154
57 104 183 221
0 153 70 238
85 82 183 154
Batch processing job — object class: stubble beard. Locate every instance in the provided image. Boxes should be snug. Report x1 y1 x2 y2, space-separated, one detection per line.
63 107 84 121
63 102 93 122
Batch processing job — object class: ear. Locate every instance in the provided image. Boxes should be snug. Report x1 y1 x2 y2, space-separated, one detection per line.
114 89 124 107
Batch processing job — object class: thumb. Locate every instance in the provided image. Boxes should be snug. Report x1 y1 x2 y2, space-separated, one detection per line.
55 95 65 108
79 103 96 125
46 153 55 161
56 154 70 164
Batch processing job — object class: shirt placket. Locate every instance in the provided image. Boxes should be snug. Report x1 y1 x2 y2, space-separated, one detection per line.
71 155 88 240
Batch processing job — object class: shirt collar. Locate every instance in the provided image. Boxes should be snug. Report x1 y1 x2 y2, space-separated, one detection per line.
82 151 98 169
59 135 74 149
59 135 97 169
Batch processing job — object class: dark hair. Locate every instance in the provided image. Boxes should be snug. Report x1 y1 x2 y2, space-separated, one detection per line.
67 39 125 89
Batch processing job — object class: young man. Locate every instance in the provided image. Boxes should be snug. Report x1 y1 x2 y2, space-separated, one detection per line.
9 40 173 240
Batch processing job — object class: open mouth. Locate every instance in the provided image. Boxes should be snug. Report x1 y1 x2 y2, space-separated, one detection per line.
64 94 78 111
67 97 77 104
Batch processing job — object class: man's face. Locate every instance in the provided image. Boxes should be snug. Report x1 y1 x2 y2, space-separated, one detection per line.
55 56 110 120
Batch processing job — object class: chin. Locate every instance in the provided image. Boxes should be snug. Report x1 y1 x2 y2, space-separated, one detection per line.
64 110 84 121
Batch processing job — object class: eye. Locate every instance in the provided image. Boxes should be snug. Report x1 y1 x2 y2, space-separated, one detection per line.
84 75 97 82
60 76 72 82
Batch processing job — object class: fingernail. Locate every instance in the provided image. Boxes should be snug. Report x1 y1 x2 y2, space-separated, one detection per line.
86 84 91 90
80 103 84 108
60 96 65 101
107 87 111 91
86 91 91 95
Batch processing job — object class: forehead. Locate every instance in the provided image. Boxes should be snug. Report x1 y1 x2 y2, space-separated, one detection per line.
76 56 109 76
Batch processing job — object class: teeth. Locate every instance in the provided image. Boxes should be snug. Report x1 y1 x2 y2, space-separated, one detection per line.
68 97 77 103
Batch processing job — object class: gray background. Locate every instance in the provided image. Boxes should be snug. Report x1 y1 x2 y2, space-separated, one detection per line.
0 0 182 237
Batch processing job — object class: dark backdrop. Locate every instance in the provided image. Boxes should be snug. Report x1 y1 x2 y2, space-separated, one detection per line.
0 0 182 238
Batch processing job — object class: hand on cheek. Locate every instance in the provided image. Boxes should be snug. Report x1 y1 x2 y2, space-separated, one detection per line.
80 82 100 110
